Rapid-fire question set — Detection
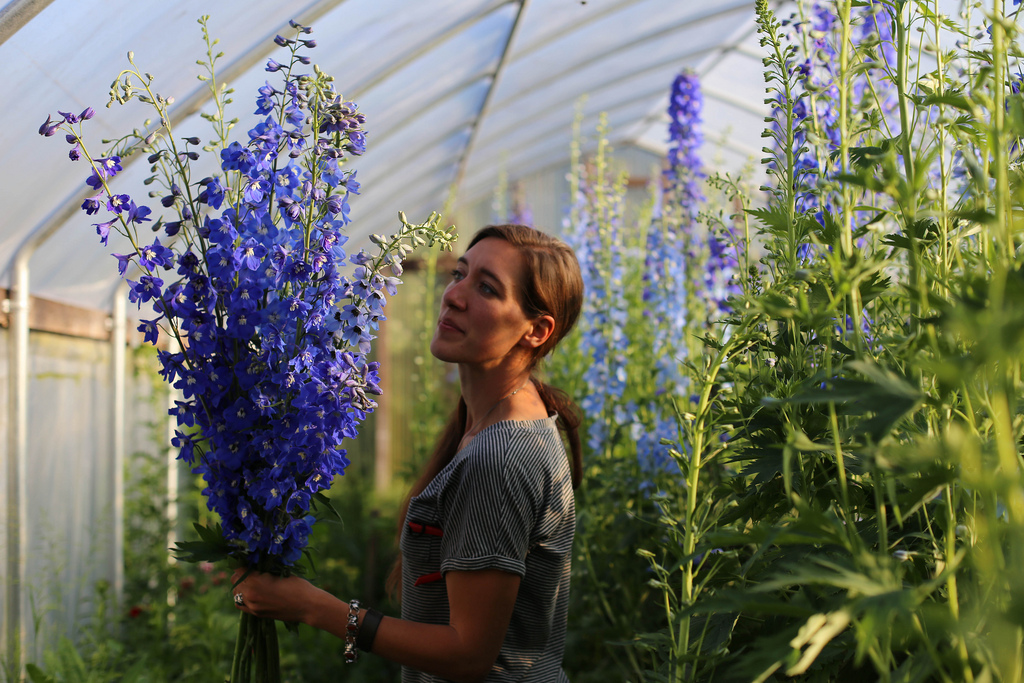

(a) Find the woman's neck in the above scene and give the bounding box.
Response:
[457,361,544,449]
[460,366,529,422]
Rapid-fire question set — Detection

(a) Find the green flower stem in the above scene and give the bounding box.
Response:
[991,0,1013,261]
[930,0,952,283]
[836,0,854,254]
[835,0,867,354]
[942,483,973,681]
[894,3,927,333]
[255,617,268,682]
[680,334,745,660]
[992,386,1023,525]
[910,613,957,683]
[230,611,249,682]
[227,612,284,683]
[828,402,853,524]
[593,116,619,462]
[756,0,798,270]
[873,461,889,554]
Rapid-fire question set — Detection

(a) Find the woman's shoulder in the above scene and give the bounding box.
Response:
[470,413,560,450]
[458,415,566,475]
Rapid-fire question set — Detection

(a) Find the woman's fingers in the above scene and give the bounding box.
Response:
[231,567,256,612]
[227,569,317,622]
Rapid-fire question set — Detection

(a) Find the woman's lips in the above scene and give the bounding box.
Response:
[438,317,462,333]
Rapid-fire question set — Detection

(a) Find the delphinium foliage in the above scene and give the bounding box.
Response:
[41,17,454,683]
[630,0,1024,680]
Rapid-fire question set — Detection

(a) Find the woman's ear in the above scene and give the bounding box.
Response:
[519,315,555,350]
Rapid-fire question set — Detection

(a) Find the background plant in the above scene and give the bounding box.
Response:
[549,70,740,681]
[632,0,1024,680]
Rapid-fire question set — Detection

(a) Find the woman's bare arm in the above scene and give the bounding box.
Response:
[231,567,520,683]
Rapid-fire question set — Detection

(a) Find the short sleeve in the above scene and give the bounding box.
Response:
[438,431,544,577]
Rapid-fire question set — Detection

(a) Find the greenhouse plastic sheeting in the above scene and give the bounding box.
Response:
[2,0,770,312]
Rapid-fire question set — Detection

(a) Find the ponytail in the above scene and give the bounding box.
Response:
[533,379,583,488]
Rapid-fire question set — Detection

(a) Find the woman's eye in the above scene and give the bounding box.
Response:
[480,282,496,295]
[450,269,465,281]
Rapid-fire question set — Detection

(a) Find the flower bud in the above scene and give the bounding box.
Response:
[80,107,95,120]
[794,269,815,282]
[38,115,60,137]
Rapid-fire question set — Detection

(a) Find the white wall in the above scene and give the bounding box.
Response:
[0,329,166,665]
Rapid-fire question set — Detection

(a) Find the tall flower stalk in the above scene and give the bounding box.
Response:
[42,18,454,682]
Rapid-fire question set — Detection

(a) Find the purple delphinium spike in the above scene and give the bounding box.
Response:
[41,24,434,572]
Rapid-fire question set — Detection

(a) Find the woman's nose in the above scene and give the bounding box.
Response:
[441,280,467,310]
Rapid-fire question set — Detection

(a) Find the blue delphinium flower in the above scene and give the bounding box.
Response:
[564,168,629,456]
[564,73,728,481]
[781,3,841,221]
[644,70,736,477]
[771,1,898,261]
[44,25,454,572]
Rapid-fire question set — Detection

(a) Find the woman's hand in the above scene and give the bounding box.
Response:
[230,568,331,624]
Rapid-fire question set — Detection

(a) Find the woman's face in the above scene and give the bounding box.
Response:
[430,237,537,368]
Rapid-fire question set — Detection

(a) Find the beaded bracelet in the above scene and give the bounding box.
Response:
[343,599,360,663]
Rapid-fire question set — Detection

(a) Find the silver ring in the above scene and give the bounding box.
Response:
[233,593,245,606]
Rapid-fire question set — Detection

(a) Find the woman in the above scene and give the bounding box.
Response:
[231,224,585,682]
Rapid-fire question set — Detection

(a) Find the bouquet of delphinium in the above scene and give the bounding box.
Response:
[41,17,454,682]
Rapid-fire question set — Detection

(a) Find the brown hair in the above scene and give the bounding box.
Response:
[386,224,585,598]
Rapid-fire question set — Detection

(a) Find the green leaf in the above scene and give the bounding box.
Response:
[881,218,940,250]
[838,137,899,170]
[172,522,233,563]
[915,91,974,111]
[786,611,851,676]
[747,205,792,235]
[950,208,997,224]
[833,171,886,192]
[312,491,343,522]
[791,430,832,452]
[25,664,56,683]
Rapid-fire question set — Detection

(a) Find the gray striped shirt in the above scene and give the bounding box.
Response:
[400,415,574,682]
